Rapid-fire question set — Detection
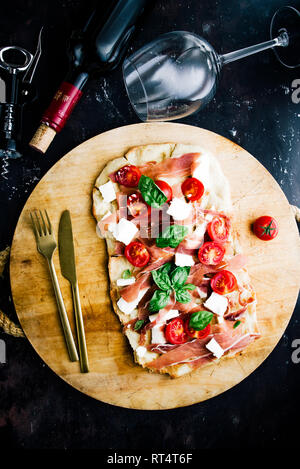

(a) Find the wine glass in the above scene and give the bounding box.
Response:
[123,6,300,121]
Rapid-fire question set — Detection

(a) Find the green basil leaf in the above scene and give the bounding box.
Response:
[156,224,189,249]
[134,320,145,331]
[170,266,190,290]
[233,320,241,329]
[149,290,170,312]
[158,262,173,275]
[182,283,196,291]
[138,175,167,208]
[122,269,132,279]
[189,311,213,331]
[152,270,172,292]
[175,288,191,304]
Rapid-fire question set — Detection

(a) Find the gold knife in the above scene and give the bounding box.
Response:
[58,210,89,373]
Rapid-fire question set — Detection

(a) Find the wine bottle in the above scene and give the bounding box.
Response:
[30,0,152,153]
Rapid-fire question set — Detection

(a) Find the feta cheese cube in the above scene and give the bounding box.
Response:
[116,277,135,287]
[166,197,192,221]
[99,180,116,203]
[136,346,147,358]
[204,292,228,316]
[206,338,224,359]
[117,288,148,315]
[197,286,208,299]
[149,309,179,324]
[111,218,138,245]
[193,221,207,239]
[175,252,195,267]
[151,325,166,344]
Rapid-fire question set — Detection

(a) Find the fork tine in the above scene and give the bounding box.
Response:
[44,209,52,234]
[33,210,42,236]
[30,211,39,238]
[39,210,48,235]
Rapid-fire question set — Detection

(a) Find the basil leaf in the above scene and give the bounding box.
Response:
[189,311,213,331]
[158,262,173,275]
[170,266,190,290]
[152,270,172,292]
[175,288,191,304]
[233,320,241,329]
[138,175,167,208]
[122,269,131,279]
[156,224,189,249]
[134,319,145,331]
[149,290,170,312]
[182,283,196,291]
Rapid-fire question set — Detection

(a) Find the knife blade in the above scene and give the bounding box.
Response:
[58,210,89,373]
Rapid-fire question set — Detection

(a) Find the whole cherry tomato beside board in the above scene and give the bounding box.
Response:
[253,216,278,241]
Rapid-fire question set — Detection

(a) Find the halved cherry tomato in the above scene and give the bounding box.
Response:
[155,180,173,203]
[184,320,211,339]
[165,317,188,344]
[198,241,225,265]
[211,270,237,295]
[207,216,230,243]
[253,216,278,241]
[181,177,204,202]
[115,165,141,187]
[127,192,150,217]
[124,241,150,267]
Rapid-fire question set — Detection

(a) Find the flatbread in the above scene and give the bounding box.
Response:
[92,144,259,378]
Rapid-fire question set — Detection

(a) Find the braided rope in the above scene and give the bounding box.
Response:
[0,204,299,338]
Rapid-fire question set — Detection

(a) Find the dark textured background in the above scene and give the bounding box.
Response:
[0,0,299,449]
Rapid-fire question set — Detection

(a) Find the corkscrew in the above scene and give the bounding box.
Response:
[0,27,43,159]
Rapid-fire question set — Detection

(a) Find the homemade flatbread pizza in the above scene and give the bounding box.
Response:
[92,144,260,378]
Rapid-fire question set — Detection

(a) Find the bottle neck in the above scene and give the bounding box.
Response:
[41,70,89,133]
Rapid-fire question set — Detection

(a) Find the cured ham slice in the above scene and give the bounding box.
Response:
[120,272,152,303]
[139,153,200,179]
[147,322,259,370]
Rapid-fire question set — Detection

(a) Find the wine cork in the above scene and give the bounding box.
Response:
[29,124,56,153]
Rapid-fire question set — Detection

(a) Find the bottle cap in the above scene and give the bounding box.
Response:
[29,124,56,153]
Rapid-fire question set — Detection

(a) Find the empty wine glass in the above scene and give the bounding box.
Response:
[123,6,300,121]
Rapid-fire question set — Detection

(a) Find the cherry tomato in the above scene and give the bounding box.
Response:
[165,317,188,344]
[198,241,225,265]
[115,165,141,187]
[207,216,230,243]
[155,180,173,203]
[211,270,237,295]
[124,241,150,267]
[127,192,150,217]
[253,216,278,241]
[184,320,211,339]
[181,177,204,202]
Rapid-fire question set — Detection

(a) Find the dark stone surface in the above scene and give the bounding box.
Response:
[0,0,299,449]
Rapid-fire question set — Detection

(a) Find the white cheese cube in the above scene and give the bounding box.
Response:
[151,325,166,344]
[206,338,224,359]
[197,286,208,299]
[217,316,224,324]
[136,346,147,358]
[193,221,207,238]
[175,252,195,267]
[117,288,148,315]
[116,277,135,287]
[166,197,192,221]
[204,292,228,316]
[99,180,116,203]
[149,309,179,324]
[111,218,138,245]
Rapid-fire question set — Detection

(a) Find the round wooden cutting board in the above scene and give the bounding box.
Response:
[10,123,300,410]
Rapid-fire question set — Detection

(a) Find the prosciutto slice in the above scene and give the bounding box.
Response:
[139,153,201,179]
[147,322,259,370]
[120,272,152,303]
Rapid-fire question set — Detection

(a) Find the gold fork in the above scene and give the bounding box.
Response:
[30,209,79,362]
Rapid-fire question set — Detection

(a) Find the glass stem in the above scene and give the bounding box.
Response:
[219,31,289,66]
